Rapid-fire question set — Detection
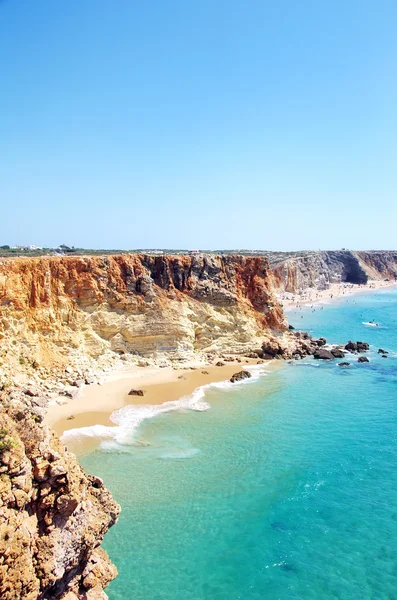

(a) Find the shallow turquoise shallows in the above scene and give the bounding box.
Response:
[81,289,397,600]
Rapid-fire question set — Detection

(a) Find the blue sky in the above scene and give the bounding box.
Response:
[1,0,396,250]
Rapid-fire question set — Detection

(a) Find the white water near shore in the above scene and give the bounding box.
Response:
[61,364,271,450]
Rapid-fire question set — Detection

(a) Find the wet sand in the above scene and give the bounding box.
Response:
[47,359,268,438]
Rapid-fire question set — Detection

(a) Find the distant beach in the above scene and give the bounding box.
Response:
[278,279,397,309]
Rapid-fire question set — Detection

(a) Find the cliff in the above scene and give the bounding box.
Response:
[267,250,397,293]
[0,254,286,381]
[0,395,120,599]
[0,253,287,598]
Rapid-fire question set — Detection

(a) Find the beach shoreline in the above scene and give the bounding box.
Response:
[45,358,277,450]
[278,279,397,309]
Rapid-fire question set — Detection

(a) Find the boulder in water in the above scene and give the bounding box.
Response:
[357,356,369,363]
[345,340,357,352]
[357,341,369,353]
[230,370,252,383]
[338,362,351,367]
[331,348,345,358]
[313,349,334,360]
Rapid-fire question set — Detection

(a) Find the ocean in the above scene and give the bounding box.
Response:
[81,288,397,600]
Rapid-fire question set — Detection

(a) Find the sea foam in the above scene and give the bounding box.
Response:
[61,363,270,449]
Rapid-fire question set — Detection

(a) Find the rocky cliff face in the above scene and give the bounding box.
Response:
[267,250,397,292]
[0,254,286,381]
[0,396,120,599]
[0,253,287,598]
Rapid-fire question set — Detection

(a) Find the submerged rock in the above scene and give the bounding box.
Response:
[230,370,252,383]
[338,362,351,367]
[313,349,334,360]
[378,348,388,354]
[358,356,369,363]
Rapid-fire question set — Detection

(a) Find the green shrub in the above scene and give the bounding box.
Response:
[0,429,17,453]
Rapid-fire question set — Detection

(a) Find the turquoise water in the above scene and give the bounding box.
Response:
[81,289,397,600]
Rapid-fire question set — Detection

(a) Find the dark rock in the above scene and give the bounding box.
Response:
[345,341,357,352]
[317,337,327,347]
[331,348,345,358]
[223,357,235,362]
[378,349,388,354]
[216,361,225,367]
[356,341,369,353]
[338,362,351,367]
[313,349,334,360]
[381,354,388,358]
[230,370,252,383]
[128,388,144,396]
[245,353,260,359]
[288,324,295,330]
[358,356,369,363]
[201,370,209,374]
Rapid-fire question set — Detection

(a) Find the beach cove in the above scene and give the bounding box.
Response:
[75,287,397,600]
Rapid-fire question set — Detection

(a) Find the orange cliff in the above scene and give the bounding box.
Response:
[0,253,287,379]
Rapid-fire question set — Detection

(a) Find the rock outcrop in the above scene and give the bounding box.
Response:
[0,397,120,599]
[0,254,286,386]
[267,250,397,293]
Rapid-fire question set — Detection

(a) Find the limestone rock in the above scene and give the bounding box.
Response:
[0,404,120,599]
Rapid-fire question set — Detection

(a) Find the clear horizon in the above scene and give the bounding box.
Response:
[1,1,397,250]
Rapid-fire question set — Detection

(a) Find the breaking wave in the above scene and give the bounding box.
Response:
[61,363,270,449]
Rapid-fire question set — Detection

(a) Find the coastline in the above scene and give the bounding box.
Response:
[46,358,277,452]
[278,279,397,309]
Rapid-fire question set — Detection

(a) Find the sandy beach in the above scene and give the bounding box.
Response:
[45,358,269,441]
[278,279,397,309]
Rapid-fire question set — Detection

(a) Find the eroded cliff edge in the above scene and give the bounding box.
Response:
[267,250,397,292]
[0,253,286,379]
[0,253,287,598]
[0,395,120,599]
